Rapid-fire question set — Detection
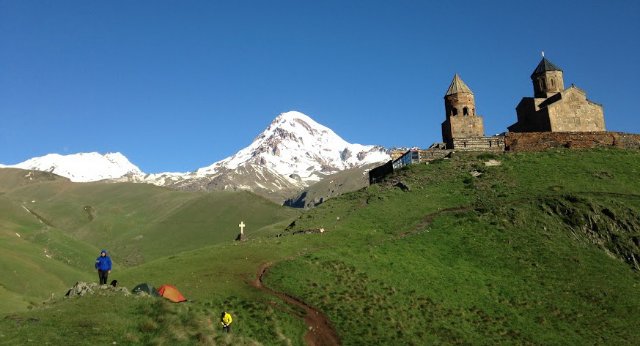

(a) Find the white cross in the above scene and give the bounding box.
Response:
[239,221,245,235]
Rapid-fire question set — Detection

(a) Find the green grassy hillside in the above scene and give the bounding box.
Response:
[266,149,640,344]
[0,168,68,192]
[1,149,639,345]
[0,170,299,313]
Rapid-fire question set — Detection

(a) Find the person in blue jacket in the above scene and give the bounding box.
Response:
[95,250,112,285]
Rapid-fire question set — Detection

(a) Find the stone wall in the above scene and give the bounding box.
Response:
[417,149,454,162]
[442,115,485,147]
[452,136,505,151]
[504,132,640,151]
[390,149,452,162]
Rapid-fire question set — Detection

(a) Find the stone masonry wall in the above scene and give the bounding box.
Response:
[448,115,484,139]
[417,149,454,162]
[452,136,505,151]
[504,132,640,152]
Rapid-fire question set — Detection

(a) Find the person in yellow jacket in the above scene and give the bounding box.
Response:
[220,311,233,333]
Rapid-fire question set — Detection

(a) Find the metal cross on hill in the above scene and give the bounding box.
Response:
[239,221,245,235]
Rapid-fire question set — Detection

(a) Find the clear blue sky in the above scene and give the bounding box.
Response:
[1,1,639,173]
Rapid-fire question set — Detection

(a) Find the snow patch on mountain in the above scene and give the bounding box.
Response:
[4,152,143,182]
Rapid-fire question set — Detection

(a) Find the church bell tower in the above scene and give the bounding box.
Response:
[531,56,564,98]
[441,74,485,148]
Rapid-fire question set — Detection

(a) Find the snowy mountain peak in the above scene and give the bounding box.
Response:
[6,152,143,182]
[261,110,338,145]
[274,110,314,123]
[270,111,330,134]
[197,111,390,184]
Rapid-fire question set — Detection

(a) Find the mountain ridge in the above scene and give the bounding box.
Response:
[1,111,390,203]
[1,152,143,183]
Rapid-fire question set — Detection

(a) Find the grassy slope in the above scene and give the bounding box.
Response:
[1,149,639,345]
[0,190,95,312]
[264,149,640,344]
[0,169,299,315]
[0,168,67,192]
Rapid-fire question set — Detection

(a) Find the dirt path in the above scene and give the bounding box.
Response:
[251,262,340,346]
[248,206,474,345]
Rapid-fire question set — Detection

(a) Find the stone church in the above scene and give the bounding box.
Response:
[372,57,629,183]
[441,57,606,150]
[508,57,605,132]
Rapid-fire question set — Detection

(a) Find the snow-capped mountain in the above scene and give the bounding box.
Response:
[139,111,391,201]
[197,111,389,183]
[4,152,143,182]
[0,111,391,203]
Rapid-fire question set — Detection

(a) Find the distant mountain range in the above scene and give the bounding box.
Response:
[0,152,143,182]
[1,111,390,203]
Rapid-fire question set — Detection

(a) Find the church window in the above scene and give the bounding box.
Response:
[452,107,458,116]
[539,78,546,90]
[550,78,555,87]
[463,107,469,116]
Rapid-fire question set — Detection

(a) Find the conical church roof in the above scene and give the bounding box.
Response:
[531,57,562,78]
[445,74,473,96]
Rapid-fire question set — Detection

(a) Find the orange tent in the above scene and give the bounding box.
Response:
[157,284,187,303]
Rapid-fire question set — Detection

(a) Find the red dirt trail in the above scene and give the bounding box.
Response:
[251,262,340,346]
[248,206,473,345]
